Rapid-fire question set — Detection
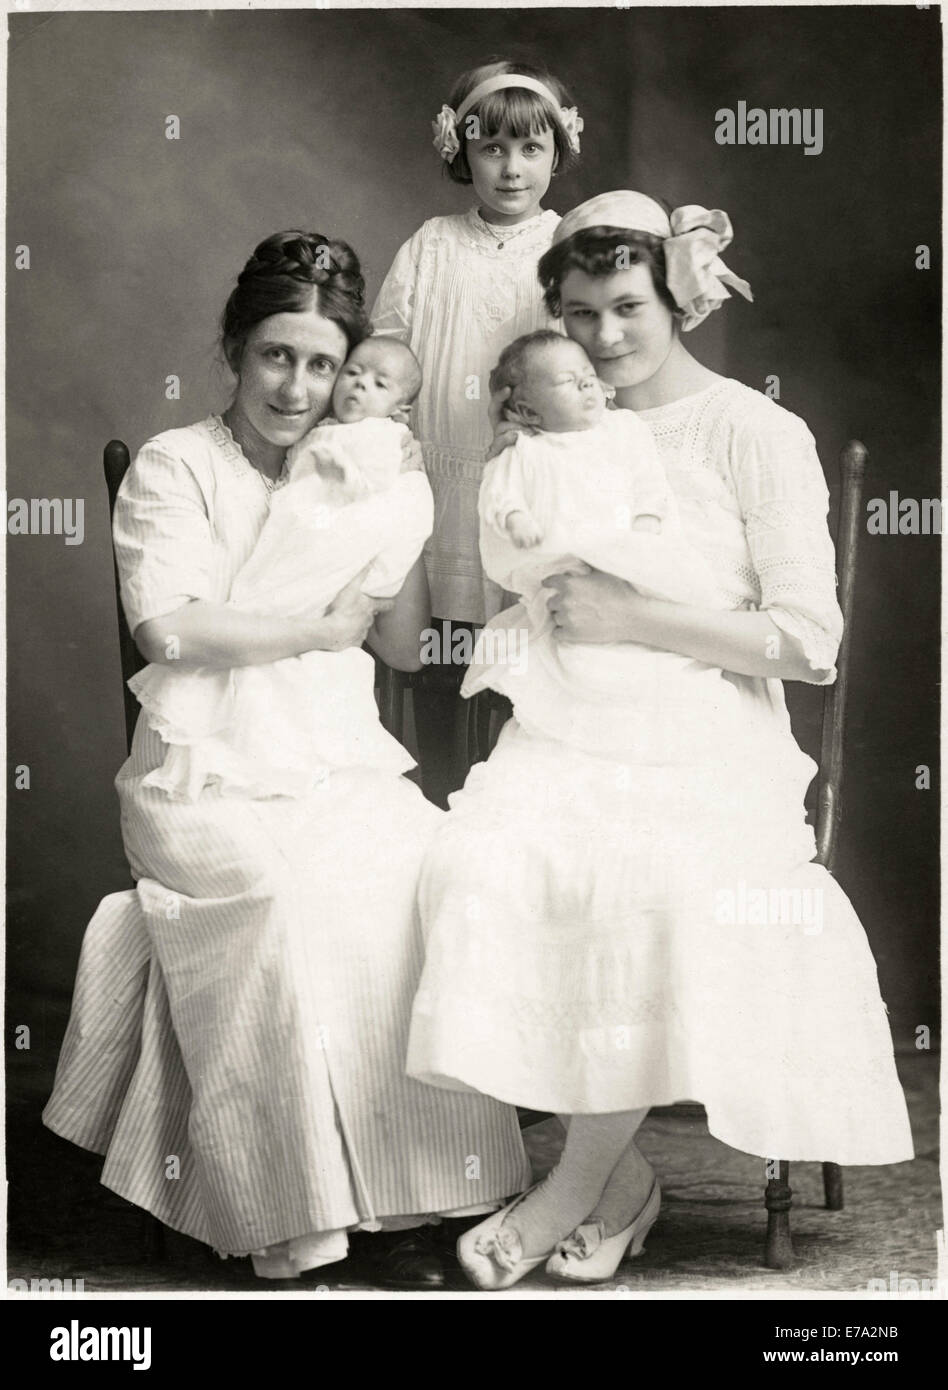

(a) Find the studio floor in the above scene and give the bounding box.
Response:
[7,1050,940,1297]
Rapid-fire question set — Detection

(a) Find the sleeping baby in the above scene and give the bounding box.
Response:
[466,330,741,763]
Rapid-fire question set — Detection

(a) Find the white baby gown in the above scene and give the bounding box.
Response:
[130,417,432,800]
[466,409,742,762]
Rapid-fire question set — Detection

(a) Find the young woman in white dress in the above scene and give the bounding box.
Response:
[43,230,530,1288]
[371,59,582,805]
[406,192,914,1289]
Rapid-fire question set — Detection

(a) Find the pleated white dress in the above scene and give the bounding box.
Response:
[407,380,915,1166]
[43,416,530,1275]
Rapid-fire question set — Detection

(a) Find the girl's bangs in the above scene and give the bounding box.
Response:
[473,88,556,139]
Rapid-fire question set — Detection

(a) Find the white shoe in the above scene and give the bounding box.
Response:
[545,1179,661,1284]
[457,1188,550,1291]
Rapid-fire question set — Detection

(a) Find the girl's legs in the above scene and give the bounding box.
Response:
[413,619,477,809]
[509,1109,650,1258]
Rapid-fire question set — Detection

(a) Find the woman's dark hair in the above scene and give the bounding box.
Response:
[538,228,679,319]
[221,231,369,372]
[443,59,578,185]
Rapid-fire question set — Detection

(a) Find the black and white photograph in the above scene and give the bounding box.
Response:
[4,0,943,1340]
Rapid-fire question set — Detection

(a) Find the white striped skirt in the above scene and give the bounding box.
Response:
[43,722,530,1261]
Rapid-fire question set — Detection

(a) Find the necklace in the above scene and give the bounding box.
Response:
[474,208,545,251]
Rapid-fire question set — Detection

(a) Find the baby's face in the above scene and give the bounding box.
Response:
[332,341,411,424]
[517,341,608,432]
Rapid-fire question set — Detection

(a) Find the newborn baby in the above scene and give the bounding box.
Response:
[293,336,424,505]
[466,331,740,763]
[130,337,433,800]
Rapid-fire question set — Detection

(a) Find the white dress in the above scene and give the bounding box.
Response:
[406,380,915,1166]
[466,410,741,762]
[127,418,432,801]
[42,416,531,1275]
[371,206,561,623]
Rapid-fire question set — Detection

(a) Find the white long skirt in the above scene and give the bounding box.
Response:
[43,722,531,1266]
[406,711,914,1167]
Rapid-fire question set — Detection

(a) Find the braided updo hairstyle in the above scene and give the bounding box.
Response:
[221,230,369,373]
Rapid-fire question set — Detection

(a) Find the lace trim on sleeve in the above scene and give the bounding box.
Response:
[732,404,844,685]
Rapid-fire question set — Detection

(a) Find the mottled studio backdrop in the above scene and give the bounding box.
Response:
[6,6,941,1085]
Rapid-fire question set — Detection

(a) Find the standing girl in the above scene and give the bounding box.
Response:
[371,59,582,805]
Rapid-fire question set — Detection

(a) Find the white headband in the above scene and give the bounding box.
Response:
[552,190,753,332]
[432,73,583,163]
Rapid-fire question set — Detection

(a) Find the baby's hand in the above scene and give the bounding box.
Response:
[309,444,346,484]
[399,432,425,473]
[506,510,543,549]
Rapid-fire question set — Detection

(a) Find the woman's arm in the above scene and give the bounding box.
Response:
[545,569,819,682]
[546,402,843,685]
[135,569,386,669]
[365,555,430,672]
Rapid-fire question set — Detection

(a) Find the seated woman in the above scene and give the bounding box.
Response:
[43,230,530,1288]
[407,193,913,1289]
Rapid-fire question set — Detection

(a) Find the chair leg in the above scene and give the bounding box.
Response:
[141,1211,167,1263]
[763,1160,794,1268]
[822,1161,844,1210]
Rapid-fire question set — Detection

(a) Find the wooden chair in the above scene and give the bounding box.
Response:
[460,441,868,1270]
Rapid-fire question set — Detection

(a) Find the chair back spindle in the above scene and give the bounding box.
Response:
[104,441,147,754]
[813,441,868,872]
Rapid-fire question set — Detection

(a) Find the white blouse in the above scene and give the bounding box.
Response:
[371,206,561,623]
[636,378,844,682]
[113,416,274,633]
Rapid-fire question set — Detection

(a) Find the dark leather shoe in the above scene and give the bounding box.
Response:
[354,1229,446,1291]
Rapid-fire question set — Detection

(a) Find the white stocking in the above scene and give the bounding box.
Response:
[508,1110,646,1258]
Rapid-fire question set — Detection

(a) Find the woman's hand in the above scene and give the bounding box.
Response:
[486,385,535,459]
[305,568,392,652]
[545,567,643,644]
[545,566,823,680]
[399,431,424,473]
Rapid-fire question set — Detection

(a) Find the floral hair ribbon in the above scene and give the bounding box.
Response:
[431,73,583,162]
[552,191,753,332]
